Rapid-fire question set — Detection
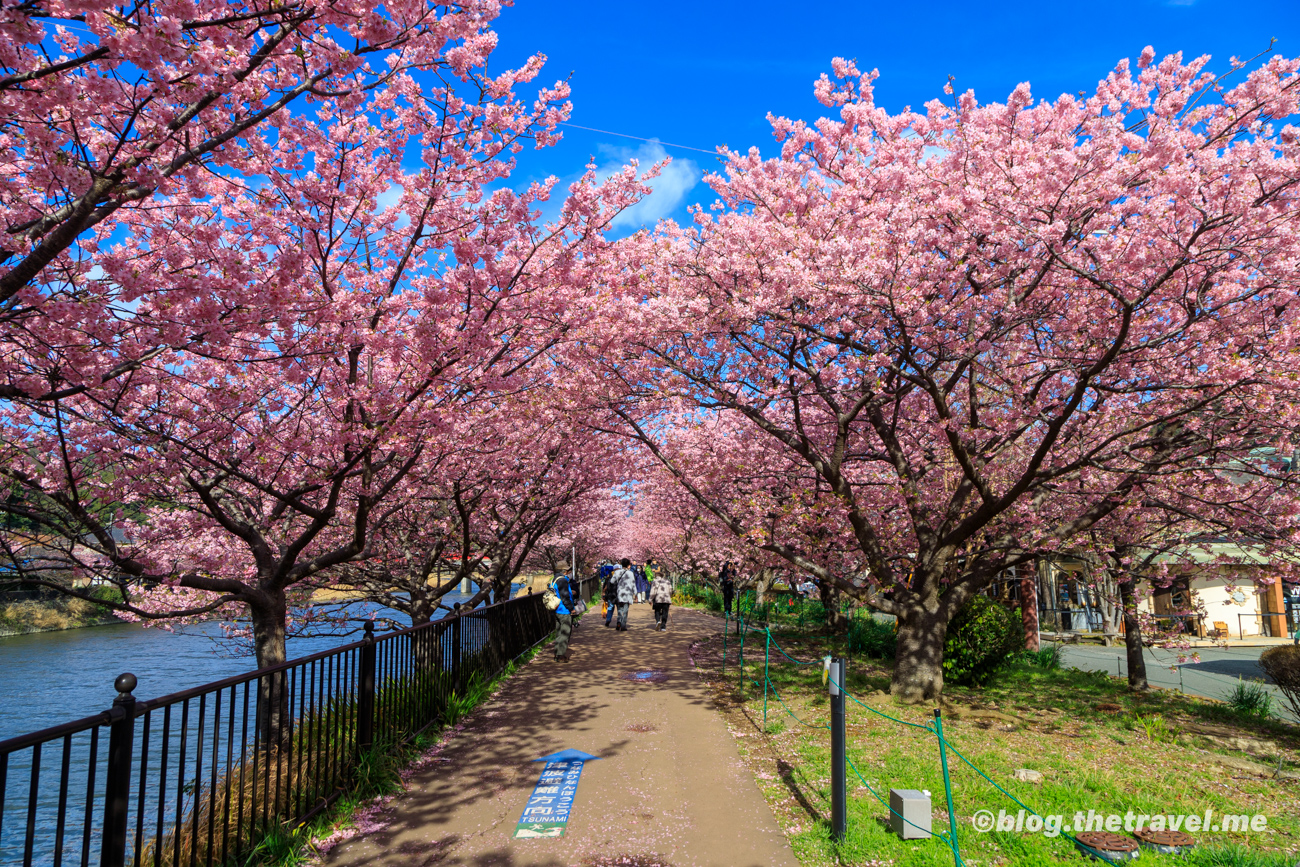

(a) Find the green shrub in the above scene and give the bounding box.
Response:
[1133,712,1181,743]
[675,582,724,612]
[1257,644,1300,720]
[1012,645,1063,670]
[848,616,897,660]
[88,584,124,606]
[1223,679,1274,720]
[943,595,1025,687]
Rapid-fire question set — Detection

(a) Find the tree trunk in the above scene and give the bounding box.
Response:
[1119,578,1149,690]
[250,591,290,748]
[252,592,288,668]
[818,580,848,632]
[1021,573,1040,651]
[409,590,435,626]
[493,578,512,606]
[890,606,948,702]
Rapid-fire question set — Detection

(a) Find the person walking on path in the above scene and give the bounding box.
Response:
[603,563,619,627]
[633,562,649,603]
[719,562,735,616]
[613,558,636,631]
[549,572,577,661]
[649,569,673,631]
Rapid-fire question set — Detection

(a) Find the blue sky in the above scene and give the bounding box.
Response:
[486,0,1300,232]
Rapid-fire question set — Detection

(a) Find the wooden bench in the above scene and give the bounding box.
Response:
[1210,621,1229,639]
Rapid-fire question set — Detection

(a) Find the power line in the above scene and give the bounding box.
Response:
[557,122,721,156]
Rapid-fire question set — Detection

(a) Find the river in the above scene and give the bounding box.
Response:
[0,585,543,866]
[0,587,505,744]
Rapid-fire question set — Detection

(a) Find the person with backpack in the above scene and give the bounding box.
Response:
[548,572,578,661]
[649,568,673,631]
[603,562,619,627]
[613,558,637,631]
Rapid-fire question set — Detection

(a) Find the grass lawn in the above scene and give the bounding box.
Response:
[687,619,1300,867]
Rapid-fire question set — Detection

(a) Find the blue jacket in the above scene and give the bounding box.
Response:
[551,576,577,616]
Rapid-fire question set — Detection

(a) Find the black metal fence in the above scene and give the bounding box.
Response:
[0,578,597,867]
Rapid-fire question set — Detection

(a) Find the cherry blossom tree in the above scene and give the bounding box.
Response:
[332,401,634,624]
[1,0,515,405]
[0,23,646,668]
[528,488,628,582]
[599,49,1300,701]
[1070,449,1300,689]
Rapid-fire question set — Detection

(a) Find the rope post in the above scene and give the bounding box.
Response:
[763,628,771,729]
[933,709,962,867]
[738,605,747,691]
[722,610,728,675]
[829,657,847,842]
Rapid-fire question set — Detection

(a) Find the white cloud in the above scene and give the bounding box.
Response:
[374,180,412,231]
[376,181,404,212]
[921,144,948,163]
[595,140,700,231]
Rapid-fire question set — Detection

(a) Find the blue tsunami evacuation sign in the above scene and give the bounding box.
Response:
[514,749,600,839]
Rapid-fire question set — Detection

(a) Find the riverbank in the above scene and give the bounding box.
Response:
[0,595,123,636]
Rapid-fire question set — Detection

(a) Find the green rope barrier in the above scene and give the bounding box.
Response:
[720,608,1096,866]
[761,672,963,864]
[768,636,821,666]
[934,729,1110,862]
[763,628,771,729]
[844,752,966,866]
[739,603,747,688]
[826,671,936,732]
[722,610,728,674]
[933,710,963,867]
[764,674,828,729]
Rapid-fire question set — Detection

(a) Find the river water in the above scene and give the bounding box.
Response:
[0,586,536,865]
[0,589,500,744]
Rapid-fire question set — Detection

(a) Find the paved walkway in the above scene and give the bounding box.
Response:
[324,604,799,867]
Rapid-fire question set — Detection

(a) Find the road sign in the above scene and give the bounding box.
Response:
[513,749,600,839]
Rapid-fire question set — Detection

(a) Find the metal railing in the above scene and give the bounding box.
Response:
[0,577,596,867]
[1234,610,1292,640]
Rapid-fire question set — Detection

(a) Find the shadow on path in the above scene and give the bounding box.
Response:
[325,604,796,867]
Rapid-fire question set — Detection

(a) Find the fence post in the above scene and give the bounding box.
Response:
[763,628,771,729]
[738,607,746,689]
[101,672,137,867]
[722,611,728,675]
[357,622,376,755]
[829,657,846,842]
[933,709,962,866]
[451,613,463,689]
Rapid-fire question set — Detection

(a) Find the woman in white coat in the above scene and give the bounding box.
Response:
[613,558,637,631]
